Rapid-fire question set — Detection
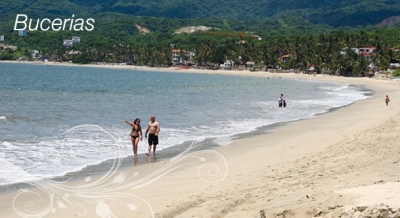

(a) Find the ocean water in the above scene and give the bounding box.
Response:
[0,63,370,186]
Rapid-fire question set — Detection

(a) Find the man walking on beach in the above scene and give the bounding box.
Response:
[145,115,160,155]
[385,95,390,106]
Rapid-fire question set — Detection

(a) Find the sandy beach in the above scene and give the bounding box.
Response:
[1,61,400,217]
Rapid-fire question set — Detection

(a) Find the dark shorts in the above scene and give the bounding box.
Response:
[148,134,158,145]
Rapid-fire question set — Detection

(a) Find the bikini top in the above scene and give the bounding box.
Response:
[131,125,139,135]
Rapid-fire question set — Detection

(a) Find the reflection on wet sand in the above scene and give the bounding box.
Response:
[147,154,157,163]
[132,154,157,166]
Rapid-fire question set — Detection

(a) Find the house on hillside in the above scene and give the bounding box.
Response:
[246,61,255,69]
[18,30,27,37]
[72,36,81,43]
[63,40,73,47]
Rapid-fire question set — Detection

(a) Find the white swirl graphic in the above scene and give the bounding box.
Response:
[11,124,228,218]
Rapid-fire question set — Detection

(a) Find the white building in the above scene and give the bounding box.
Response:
[63,40,73,47]
[171,49,196,65]
[220,60,234,69]
[72,36,80,43]
[359,47,376,54]
[340,48,360,55]
[0,36,4,41]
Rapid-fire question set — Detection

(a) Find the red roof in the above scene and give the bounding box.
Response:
[172,49,187,53]
[360,52,371,56]
[359,47,376,49]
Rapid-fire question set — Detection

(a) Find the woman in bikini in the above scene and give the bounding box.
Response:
[124,118,143,156]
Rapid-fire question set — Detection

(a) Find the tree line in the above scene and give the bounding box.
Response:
[2,28,400,77]
[65,29,400,77]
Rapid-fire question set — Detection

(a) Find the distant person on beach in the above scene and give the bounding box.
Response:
[385,95,390,106]
[124,118,142,156]
[145,115,160,155]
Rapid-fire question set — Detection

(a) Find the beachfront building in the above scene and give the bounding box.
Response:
[220,60,234,69]
[390,63,400,69]
[279,54,291,63]
[359,47,376,54]
[187,51,195,61]
[63,40,74,47]
[172,49,195,65]
[0,35,4,41]
[172,49,180,65]
[246,61,255,69]
[359,47,376,60]
[340,47,377,68]
[340,47,376,59]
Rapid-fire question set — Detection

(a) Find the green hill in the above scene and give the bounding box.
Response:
[1,0,400,28]
[1,0,400,52]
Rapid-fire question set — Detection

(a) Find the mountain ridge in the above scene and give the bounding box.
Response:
[1,0,400,28]
[376,16,400,27]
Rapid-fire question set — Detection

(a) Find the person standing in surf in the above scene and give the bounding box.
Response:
[145,115,160,156]
[124,118,142,156]
[279,94,284,107]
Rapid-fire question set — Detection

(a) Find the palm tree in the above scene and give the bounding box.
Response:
[195,39,214,66]
[353,55,369,77]
[371,36,389,71]
[261,41,280,70]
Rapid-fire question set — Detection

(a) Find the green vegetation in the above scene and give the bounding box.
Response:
[1,0,399,28]
[0,47,32,61]
[3,27,399,78]
[392,69,400,77]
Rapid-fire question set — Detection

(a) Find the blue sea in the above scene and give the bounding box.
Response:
[0,62,370,186]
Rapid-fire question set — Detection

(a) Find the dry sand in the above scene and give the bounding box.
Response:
[1,61,400,218]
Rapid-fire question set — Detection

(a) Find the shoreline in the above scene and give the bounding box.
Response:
[0,95,368,194]
[0,59,394,82]
[1,61,400,217]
